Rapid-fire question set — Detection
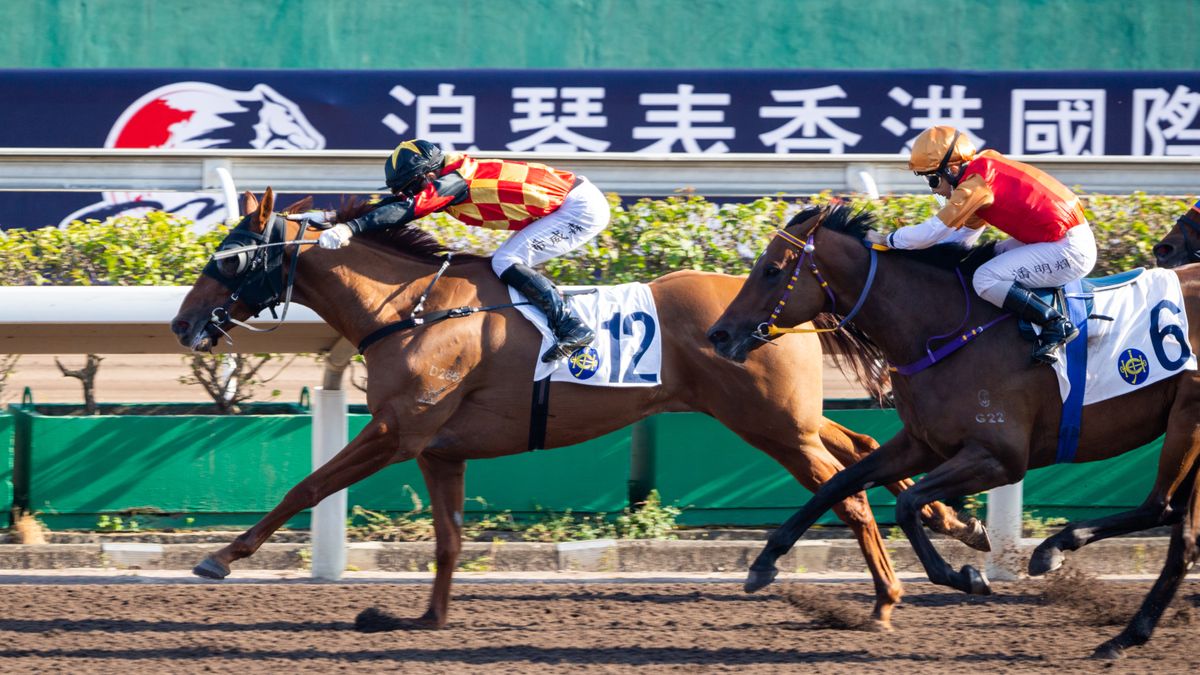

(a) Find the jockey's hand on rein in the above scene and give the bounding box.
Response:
[318,223,354,249]
[862,230,891,250]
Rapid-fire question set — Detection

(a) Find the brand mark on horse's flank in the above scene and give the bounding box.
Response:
[978,389,991,408]
[1118,348,1151,385]
[975,411,1006,424]
[428,365,463,383]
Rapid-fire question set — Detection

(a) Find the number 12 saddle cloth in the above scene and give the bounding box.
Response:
[509,282,663,387]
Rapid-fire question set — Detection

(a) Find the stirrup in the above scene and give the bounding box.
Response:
[541,332,595,363]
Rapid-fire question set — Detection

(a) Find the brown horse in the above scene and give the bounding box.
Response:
[1153,199,1200,269]
[707,204,1200,656]
[169,189,986,630]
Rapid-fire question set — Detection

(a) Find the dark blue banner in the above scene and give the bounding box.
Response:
[3,69,1199,229]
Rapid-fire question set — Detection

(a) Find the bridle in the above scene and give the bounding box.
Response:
[752,218,880,341]
[1177,208,1200,261]
[200,212,315,343]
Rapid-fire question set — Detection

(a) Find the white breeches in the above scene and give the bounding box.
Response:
[491,178,610,277]
[973,223,1098,306]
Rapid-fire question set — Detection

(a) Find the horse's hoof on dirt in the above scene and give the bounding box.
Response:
[192,557,230,580]
[355,606,438,633]
[1028,543,1064,576]
[744,567,778,593]
[960,517,992,552]
[961,565,992,595]
[1090,642,1125,660]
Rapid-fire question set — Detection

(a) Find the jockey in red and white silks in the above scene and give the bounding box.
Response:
[866,126,1097,364]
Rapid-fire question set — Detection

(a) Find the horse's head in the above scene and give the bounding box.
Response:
[707,206,865,362]
[170,188,313,352]
[1153,200,1200,269]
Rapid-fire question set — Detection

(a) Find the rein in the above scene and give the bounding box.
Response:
[754,228,878,340]
[356,253,532,354]
[754,217,1010,376]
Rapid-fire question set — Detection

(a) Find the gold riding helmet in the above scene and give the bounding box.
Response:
[909,126,977,188]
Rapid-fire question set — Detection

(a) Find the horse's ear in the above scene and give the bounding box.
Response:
[241,191,259,217]
[251,187,276,234]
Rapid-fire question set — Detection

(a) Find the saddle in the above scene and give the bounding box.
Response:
[1017,268,1144,343]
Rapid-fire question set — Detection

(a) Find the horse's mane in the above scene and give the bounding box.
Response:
[792,203,999,403]
[333,197,486,264]
[790,204,997,276]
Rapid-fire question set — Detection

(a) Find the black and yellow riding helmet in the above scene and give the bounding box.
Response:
[384,139,445,196]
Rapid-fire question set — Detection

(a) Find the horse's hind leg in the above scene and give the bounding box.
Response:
[1092,517,1200,659]
[355,452,466,632]
[1031,391,1200,575]
[194,416,408,579]
[820,419,990,552]
[753,427,902,629]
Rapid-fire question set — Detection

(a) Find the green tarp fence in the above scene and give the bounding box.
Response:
[5,401,1163,530]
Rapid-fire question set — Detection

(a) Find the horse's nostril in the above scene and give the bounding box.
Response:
[172,319,190,335]
[708,329,730,345]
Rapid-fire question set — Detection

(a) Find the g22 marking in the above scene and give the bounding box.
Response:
[976,411,1006,424]
[600,310,658,384]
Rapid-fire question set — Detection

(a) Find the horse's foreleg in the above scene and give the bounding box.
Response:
[1092,519,1199,659]
[820,418,991,552]
[745,431,936,593]
[893,443,1017,595]
[194,418,404,579]
[416,452,466,628]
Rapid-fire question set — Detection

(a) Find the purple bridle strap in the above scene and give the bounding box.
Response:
[889,268,1012,376]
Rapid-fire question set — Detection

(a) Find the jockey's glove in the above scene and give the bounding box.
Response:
[318,223,354,249]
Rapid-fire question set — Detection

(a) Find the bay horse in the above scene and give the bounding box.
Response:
[169,189,987,630]
[1153,199,1200,269]
[707,204,1200,657]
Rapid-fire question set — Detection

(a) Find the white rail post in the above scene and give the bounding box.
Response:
[986,480,1024,581]
[310,386,348,579]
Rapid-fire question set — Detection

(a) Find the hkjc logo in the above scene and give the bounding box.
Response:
[1118,348,1150,385]
[60,82,325,231]
[567,346,601,380]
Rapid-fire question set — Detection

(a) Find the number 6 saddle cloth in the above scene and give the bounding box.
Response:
[1055,267,1196,406]
[508,282,663,387]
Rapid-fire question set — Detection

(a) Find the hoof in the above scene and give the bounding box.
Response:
[1028,543,1065,576]
[960,517,992,553]
[961,564,992,595]
[1090,642,1125,660]
[355,606,438,633]
[192,556,230,580]
[744,566,778,593]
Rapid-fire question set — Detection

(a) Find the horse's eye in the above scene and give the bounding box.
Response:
[763,266,782,279]
[217,256,242,277]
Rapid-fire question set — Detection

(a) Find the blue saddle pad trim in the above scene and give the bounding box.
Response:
[1081,267,1144,293]
[1055,278,1089,464]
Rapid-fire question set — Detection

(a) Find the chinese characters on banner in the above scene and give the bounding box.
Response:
[0,69,1196,228]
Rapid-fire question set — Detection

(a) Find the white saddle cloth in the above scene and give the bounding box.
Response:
[1053,268,1196,405]
[509,282,663,387]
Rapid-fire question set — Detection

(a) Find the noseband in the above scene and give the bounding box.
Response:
[753,226,879,341]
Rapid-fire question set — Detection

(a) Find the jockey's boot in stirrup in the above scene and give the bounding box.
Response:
[500,263,595,363]
[1002,284,1080,365]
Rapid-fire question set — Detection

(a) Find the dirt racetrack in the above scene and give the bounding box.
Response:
[0,579,1196,674]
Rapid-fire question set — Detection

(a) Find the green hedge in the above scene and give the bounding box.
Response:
[0,192,1189,287]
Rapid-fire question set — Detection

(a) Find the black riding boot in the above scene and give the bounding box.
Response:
[1002,284,1080,365]
[500,263,595,363]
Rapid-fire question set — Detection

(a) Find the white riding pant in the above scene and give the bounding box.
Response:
[973,223,1098,306]
[491,178,610,277]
